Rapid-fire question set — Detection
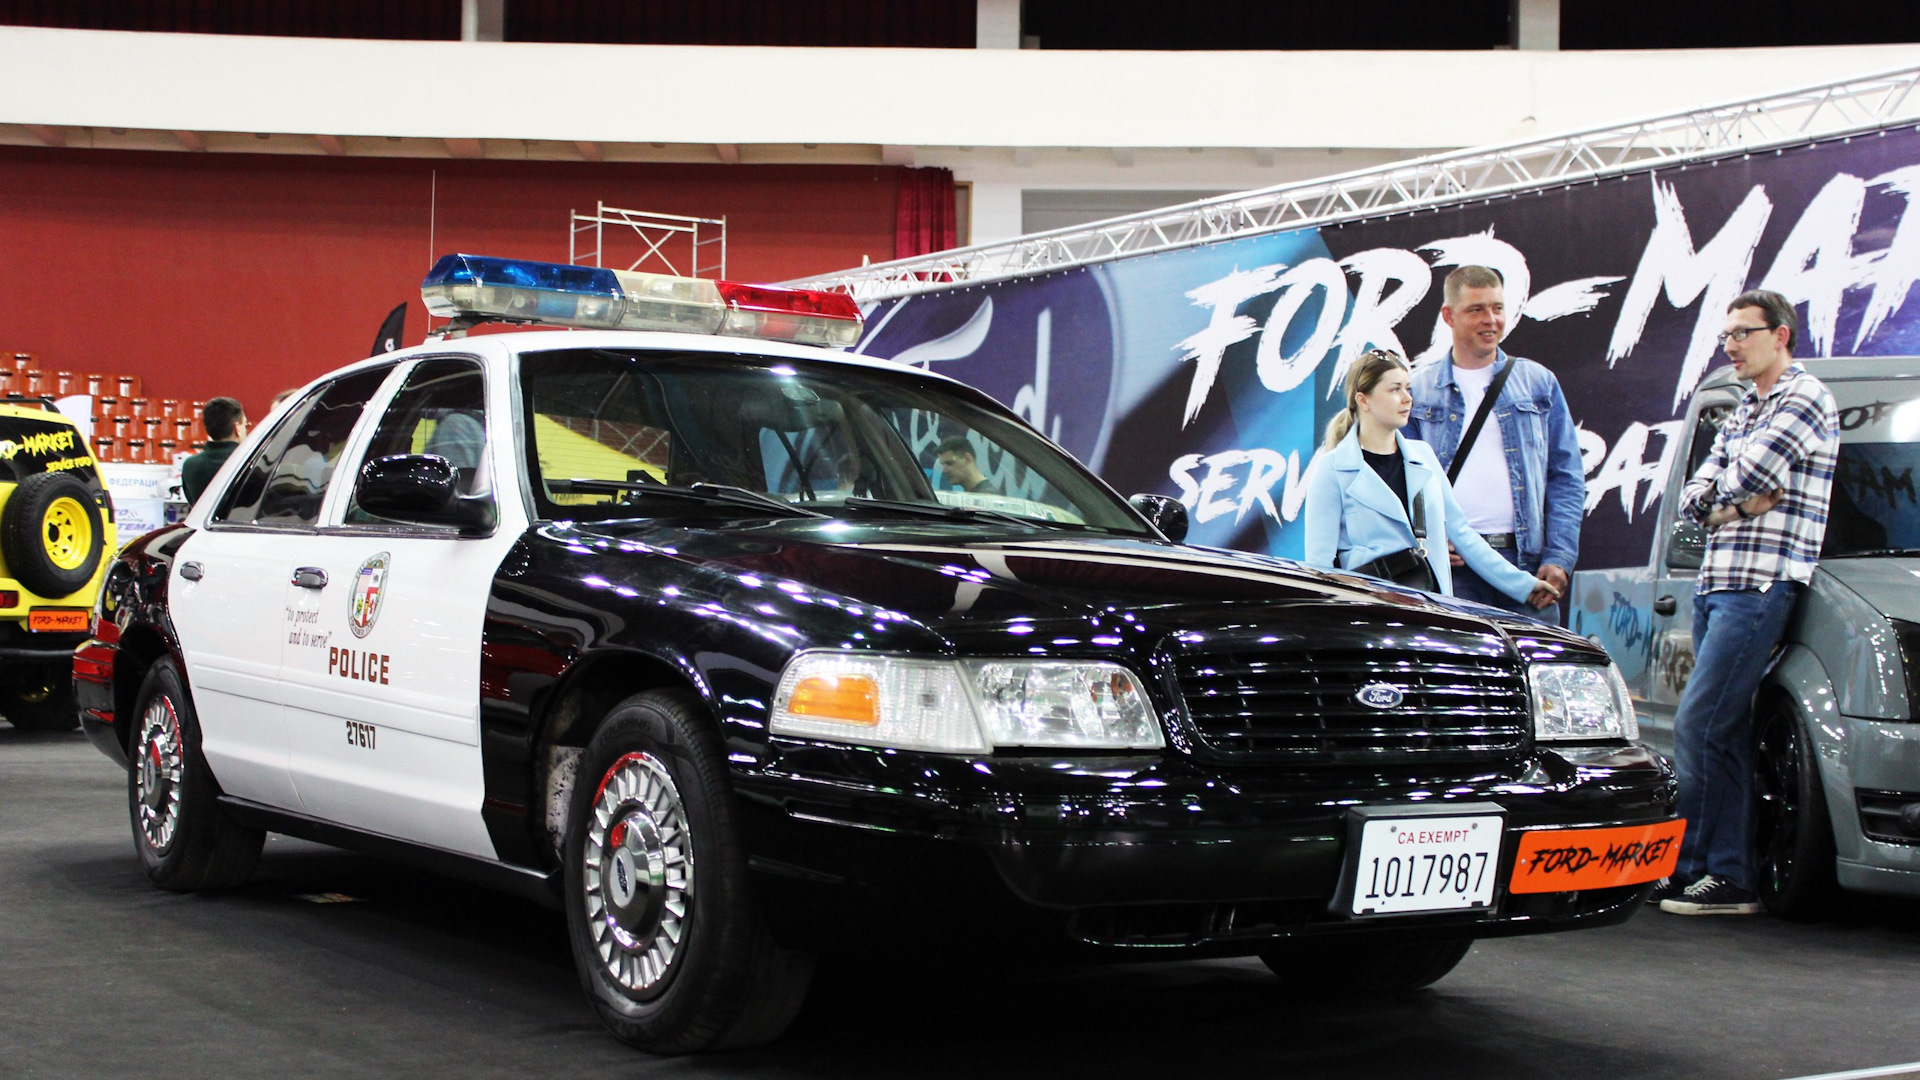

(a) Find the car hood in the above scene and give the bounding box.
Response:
[1820,555,1920,623]
[562,517,1581,657]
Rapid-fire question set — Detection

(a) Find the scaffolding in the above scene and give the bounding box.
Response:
[569,202,727,279]
[788,64,1920,302]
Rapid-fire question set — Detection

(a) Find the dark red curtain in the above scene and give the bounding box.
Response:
[894,167,957,261]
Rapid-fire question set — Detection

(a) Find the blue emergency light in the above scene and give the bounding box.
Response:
[421,253,862,347]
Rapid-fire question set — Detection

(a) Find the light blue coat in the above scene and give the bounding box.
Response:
[1303,428,1542,603]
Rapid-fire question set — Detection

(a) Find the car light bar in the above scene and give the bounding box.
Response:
[420,253,862,347]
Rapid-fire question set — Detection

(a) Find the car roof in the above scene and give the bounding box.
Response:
[350,329,957,386]
[1697,355,1920,392]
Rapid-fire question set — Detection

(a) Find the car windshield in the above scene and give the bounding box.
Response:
[1824,378,1920,558]
[516,347,1149,534]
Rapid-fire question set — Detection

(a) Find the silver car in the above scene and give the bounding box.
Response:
[1571,357,1920,918]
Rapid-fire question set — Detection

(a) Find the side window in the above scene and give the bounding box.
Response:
[1686,404,1733,477]
[347,358,490,523]
[210,366,392,527]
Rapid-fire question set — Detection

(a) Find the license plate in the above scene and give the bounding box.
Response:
[1347,813,1503,916]
[28,609,89,633]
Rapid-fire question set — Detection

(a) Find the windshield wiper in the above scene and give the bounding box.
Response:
[556,479,828,518]
[840,496,1064,530]
[1831,546,1920,558]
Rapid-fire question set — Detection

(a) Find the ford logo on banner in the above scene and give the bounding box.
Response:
[1355,682,1405,710]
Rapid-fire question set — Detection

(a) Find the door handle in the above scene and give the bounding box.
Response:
[179,561,203,582]
[1653,595,1677,616]
[292,567,329,589]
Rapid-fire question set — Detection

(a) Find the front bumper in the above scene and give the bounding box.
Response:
[739,740,1679,954]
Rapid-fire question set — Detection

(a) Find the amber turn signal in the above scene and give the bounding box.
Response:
[785,674,881,725]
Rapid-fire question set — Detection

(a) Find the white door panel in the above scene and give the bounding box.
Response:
[278,531,519,857]
[166,529,300,809]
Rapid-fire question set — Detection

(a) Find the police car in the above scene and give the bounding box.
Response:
[78,254,1679,1055]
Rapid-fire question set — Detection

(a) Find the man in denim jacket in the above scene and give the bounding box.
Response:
[1407,266,1584,623]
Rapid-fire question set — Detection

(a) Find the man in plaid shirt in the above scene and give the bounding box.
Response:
[1656,290,1839,916]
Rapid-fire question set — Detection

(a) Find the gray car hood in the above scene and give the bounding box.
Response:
[1820,556,1920,623]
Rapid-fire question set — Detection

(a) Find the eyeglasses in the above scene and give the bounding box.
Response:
[1361,348,1406,363]
[1715,325,1774,347]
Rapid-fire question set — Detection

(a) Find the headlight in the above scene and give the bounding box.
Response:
[1529,662,1638,742]
[769,652,1163,753]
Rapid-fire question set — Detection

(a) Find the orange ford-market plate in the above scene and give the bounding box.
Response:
[28,609,90,633]
[1509,819,1685,894]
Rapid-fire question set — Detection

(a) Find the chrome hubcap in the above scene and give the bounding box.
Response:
[583,752,693,996]
[134,696,184,853]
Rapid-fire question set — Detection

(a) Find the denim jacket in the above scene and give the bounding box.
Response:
[1406,349,1585,572]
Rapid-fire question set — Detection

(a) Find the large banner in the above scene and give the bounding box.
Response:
[854,126,1920,569]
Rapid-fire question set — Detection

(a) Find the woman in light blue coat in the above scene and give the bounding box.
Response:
[1304,349,1555,609]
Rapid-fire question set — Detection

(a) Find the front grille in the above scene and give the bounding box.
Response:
[1175,646,1531,764]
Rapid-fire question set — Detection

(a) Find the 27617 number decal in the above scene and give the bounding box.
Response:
[1349,813,1503,916]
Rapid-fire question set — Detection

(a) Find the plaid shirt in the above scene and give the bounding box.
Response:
[1680,363,1839,594]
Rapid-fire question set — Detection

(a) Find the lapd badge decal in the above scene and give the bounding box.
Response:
[349,553,390,639]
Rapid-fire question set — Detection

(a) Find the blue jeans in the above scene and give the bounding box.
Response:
[1452,545,1560,626]
[1670,583,1803,890]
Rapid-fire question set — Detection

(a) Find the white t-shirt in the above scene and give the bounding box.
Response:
[1450,362,1516,534]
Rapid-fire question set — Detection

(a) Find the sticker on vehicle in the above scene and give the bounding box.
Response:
[349,552,389,639]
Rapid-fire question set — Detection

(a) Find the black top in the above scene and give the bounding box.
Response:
[181,440,240,506]
[1362,446,1410,517]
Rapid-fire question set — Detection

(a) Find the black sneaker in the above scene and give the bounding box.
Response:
[1645,876,1685,904]
[1659,875,1761,915]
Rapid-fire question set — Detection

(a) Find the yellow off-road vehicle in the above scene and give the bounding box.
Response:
[0,396,114,730]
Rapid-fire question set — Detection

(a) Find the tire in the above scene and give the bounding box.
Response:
[563,689,814,1054]
[128,659,263,890]
[1752,700,1837,921]
[1,471,106,598]
[1258,934,1474,994]
[2,671,78,731]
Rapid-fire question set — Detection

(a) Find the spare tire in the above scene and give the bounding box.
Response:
[2,471,105,598]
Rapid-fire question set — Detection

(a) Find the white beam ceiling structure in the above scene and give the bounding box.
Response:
[3,26,1919,166]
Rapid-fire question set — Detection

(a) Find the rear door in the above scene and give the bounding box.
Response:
[169,366,394,808]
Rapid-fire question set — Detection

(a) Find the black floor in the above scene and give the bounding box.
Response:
[6,729,1920,1080]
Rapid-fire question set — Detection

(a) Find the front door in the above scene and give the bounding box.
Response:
[277,356,522,859]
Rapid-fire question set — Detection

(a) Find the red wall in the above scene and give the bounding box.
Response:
[0,147,901,419]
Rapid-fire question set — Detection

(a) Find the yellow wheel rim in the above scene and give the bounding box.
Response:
[42,496,94,572]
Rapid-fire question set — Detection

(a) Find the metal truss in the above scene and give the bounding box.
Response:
[788,64,1920,301]
[570,202,727,279]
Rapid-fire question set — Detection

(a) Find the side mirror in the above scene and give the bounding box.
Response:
[1130,493,1189,543]
[1666,516,1705,570]
[356,454,496,535]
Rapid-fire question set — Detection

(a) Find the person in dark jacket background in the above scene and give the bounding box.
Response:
[180,396,247,506]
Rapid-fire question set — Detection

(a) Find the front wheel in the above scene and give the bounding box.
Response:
[128,659,263,890]
[563,690,813,1054]
[1752,701,1837,920]
[1259,934,1474,994]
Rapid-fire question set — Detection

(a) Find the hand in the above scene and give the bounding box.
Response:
[1705,489,1784,528]
[1447,541,1464,568]
[1528,578,1562,610]
[1538,563,1569,595]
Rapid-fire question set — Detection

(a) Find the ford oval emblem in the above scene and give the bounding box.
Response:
[1355,682,1405,710]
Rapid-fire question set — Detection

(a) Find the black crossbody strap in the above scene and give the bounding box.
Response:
[1446,357,1514,485]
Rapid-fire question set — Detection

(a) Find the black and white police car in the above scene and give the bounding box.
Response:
[78,255,1680,1054]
